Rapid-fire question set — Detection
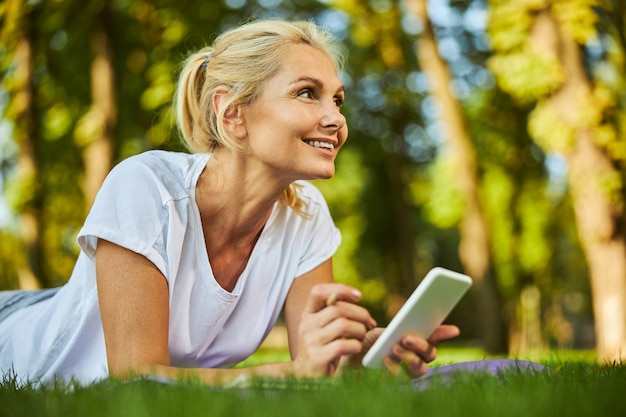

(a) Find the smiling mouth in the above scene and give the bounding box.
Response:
[302,140,335,150]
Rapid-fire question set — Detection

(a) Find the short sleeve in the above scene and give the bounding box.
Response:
[77,156,170,276]
[294,182,342,277]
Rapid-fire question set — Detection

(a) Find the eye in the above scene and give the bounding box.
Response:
[297,88,315,99]
[334,95,344,108]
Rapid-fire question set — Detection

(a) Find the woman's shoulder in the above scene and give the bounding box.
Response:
[106,150,209,193]
[114,150,207,174]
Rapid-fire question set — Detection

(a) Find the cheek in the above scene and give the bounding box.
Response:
[339,125,349,145]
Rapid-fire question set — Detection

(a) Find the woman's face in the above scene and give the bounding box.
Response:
[239,43,348,182]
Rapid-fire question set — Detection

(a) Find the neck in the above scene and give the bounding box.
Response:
[195,150,288,248]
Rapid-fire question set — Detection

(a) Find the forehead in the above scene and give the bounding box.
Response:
[273,43,342,87]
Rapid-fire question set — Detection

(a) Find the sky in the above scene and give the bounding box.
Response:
[0,118,16,228]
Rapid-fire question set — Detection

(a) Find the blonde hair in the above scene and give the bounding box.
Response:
[175,19,343,214]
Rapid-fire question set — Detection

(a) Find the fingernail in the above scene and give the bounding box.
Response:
[351,289,362,298]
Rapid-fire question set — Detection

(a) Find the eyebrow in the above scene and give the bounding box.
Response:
[290,76,345,94]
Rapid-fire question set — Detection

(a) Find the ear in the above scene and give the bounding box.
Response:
[212,87,246,139]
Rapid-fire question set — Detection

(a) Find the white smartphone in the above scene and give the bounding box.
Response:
[361,267,472,369]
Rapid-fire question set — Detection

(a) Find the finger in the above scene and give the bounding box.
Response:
[382,355,403,376]
[304,283,363,314]
[399,324,460,357]
[302,305,375,348]
[400,324,459,363]
[323,316,371,343]
[400,335,437,363]
[301,316,366,347]
[361,327,384,351]
[429,324,461,344]
[403,357,429,377]
[383,352,429,378]
[317,301,377,331]
[313,338,364,375]
[390,344,430,377]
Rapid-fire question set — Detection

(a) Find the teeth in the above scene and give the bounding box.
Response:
[304,140,334,150]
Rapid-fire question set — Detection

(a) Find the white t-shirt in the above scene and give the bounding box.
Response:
[0,150,341,384]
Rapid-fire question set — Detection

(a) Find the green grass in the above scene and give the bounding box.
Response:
[2,350,624,417]
[241,343,598,367]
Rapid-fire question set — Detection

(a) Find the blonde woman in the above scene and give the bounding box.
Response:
[0,19,459,385]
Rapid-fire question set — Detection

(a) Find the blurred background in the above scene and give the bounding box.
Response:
[0,0,625,363]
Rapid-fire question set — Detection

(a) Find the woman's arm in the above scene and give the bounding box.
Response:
[283,259,377,376]
[283,258,333,358]
[96,240,374,383]
[96,239,297,383]
[96,238,171,377]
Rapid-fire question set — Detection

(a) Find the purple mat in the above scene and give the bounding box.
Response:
[414,359,546,390]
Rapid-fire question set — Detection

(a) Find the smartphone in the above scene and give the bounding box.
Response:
[361,267,472,369]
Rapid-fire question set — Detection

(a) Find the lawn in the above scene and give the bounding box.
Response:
[1,346,624,417]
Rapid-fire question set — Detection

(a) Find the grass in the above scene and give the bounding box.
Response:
[1,348,624,417]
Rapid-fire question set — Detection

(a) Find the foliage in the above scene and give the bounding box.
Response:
[1,0,620,352]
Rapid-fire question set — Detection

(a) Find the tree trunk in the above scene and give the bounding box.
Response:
[385,151,419,317]
[531,10,626,362]
[404,0,507,353]
[13,22,45,290]
[570,133,626,362]
[82,8,116,212]
[509,285,545,356]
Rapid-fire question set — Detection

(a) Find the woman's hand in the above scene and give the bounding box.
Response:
[378,324,460,377]
[291,283,377,378]
[336,324,460,377]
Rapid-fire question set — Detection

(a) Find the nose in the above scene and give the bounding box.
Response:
[320,103,347,135]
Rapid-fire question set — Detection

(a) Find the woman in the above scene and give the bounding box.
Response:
[0,19,459,385]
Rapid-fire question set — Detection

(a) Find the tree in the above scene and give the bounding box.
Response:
[403,0,507,353]
[489,0,626,362]
[1,0,44,289]
[78,1,116,212]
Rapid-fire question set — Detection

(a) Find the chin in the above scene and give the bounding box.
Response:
[313,168,336,180]
[301,172,334,181]
[297,163,336,181]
